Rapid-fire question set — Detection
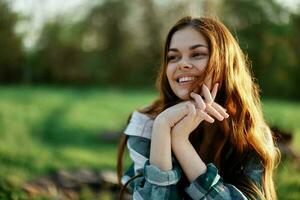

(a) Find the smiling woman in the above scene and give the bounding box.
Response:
[117,16,280,200]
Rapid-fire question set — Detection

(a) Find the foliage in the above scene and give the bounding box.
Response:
[0,0,300,99]
[221,0,300,98]
[0,0,24,83]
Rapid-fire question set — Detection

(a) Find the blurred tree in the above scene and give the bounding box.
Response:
[2,0,300,99]
[289,11,300,98]
[125,0,163,86]
[220,0,300,98]
[29,21,86,84]
[79,0,184,86]
[0,0,24,83]
[82,0,128,85]
[30,0,131,85]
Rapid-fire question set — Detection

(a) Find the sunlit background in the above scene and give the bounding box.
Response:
[1,0,300,199]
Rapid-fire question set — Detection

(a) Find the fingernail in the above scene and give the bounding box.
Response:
[224,113,229,118]
[217,116,224,121]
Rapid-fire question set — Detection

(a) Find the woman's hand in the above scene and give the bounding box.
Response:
[171,83,228,140]
[150,95,215,170]
[169,83,229,181]
[150,101,192,170]
[197,83,229,120]
[154,101,191,128]
[150,100,206,170]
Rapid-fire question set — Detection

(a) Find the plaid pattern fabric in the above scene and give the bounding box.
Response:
[122,111,263,199]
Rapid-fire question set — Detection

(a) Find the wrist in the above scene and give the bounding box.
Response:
[171,130,190,142]
[150,117,172,171]
[151,117,171,141]
[171,135,190,149]
[154,115,170,128]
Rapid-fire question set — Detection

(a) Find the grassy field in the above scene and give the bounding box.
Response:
[0,86,299,199]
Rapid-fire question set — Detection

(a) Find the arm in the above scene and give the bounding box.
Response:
[121,107,190,200]
[171,135,250,200]
[123,135,183,200]
[171,137,207,182]
[149,119,172,171]
[149,101,199,171]
[150,83,224,172]
[183,153,264,200]
[170,119,263,198]
[170,85,255,199]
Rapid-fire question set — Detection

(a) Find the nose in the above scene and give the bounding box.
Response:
[178,59,192,70]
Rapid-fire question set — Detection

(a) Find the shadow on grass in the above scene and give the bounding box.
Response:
[31,104,118,148]
[19,103,121,174]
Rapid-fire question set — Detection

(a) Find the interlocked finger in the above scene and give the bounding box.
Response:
[202,84,213,104]
[205,104,224,121]
[211,83,219,101]
[190,92,206,110]
[198,109,214,123]
[212,102,229,118]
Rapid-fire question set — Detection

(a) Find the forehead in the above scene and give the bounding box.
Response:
[169,27,208,49]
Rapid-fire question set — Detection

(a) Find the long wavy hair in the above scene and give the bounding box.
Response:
[117,16,279,200]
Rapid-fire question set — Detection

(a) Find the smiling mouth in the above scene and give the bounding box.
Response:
[177,76,198,83]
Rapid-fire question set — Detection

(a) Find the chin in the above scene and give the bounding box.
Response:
[175,92,190,100]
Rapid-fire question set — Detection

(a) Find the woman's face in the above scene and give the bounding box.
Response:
[166,27,211,100]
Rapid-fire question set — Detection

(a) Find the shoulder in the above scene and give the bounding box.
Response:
[242,150,263,172]
[227,148,263,172]
[124,111,155,140]
[241,150,264,187]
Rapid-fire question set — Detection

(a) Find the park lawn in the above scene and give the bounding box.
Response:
[0,85,299,199]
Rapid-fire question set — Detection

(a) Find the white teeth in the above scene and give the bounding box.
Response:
[178,76,196,83]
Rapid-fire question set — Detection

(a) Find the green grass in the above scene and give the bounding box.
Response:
[0,85,299,199]
[0,86,156,179]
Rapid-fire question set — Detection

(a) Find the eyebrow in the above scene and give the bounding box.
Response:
[168,44,208,52]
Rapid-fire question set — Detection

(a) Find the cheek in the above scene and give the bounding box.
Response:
[195,59,208,73]
[204,78,212,90]
[203,71,213,89]
[166,65,175,81]
[196,59,212,90]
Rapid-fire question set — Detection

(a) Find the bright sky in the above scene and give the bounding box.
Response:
[10,0,92,49]
[11,0,300,17]
[9,0,300,49]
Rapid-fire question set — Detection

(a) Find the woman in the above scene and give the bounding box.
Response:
[117,16,279,200]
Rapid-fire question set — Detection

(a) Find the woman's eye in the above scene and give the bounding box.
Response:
[192,52,206,59]
[167,55,179,62]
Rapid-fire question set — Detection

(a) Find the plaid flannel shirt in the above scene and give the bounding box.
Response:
[121,111,263,200]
